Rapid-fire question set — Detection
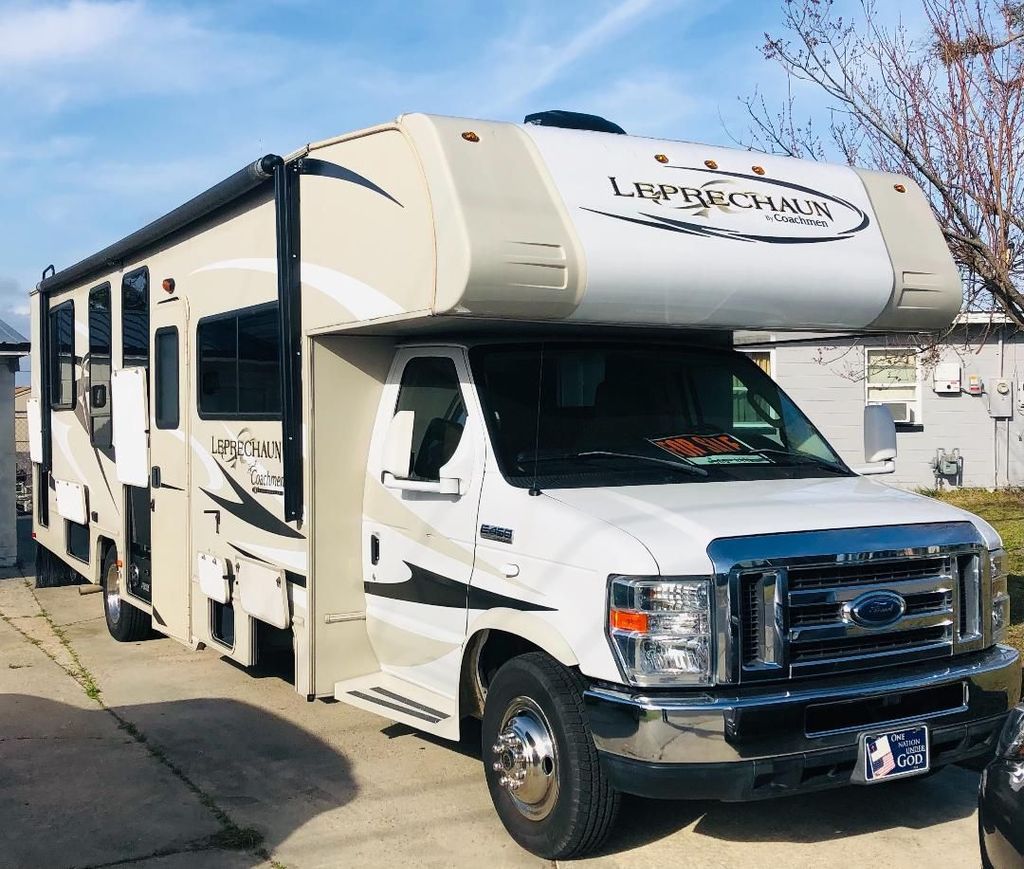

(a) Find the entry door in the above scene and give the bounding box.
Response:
[363,348,485,690]
[149,297,190,642]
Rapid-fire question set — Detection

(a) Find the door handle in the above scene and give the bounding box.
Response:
[151,466,161,488]
[370,534,380,565]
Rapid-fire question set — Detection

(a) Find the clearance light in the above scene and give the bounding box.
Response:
[704,159,718,169]
[894,183,907,193]
[608,576,713,686]
[752,165,766,175]
[655,153,669,164]
[461,131,480,142]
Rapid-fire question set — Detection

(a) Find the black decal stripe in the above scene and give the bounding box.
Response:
[285,570,307,588]
[371,687,447,719]
[201,461,305,540]
[349,690,442,723]
[364,562,555,612]
[158,482,185,492]
[640,211,858,245]
[300,158,403,208]
[582,207,856,245]
[228,543,272,564]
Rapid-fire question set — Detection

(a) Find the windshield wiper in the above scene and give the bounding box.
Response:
[518,449,708,478]
[752,448,848,475]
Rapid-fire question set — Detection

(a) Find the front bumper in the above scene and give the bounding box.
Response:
[585,644,1021,801]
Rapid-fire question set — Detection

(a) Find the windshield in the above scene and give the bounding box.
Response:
[470,342,850,489]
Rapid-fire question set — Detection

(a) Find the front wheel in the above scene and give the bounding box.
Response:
[102,547,151,642]
[482,652,619,859]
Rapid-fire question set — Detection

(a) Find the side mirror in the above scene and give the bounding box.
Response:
[856,404,897,475]
[382,410,415,480]
[90,384,107,409]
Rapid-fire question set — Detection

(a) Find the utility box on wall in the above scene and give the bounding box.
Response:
[933,362,961,394]
[989,378,1014,418]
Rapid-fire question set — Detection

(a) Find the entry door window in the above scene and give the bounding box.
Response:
[88,284,113,447]
[154,327,180,429]
[394,357,467,481]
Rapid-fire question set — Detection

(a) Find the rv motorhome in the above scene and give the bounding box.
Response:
[28,111,1021,859]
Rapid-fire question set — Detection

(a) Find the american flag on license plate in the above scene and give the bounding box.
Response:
[867,736,896,777]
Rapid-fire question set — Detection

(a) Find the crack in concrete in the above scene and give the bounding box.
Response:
[1,576,281,868]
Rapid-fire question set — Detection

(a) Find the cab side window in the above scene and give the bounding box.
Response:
[394,357,467,481]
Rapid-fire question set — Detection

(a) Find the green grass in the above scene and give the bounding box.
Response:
[920,488,1024,654]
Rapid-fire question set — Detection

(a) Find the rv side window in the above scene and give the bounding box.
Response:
[48,301,75,410]
[394,357,467,481]
[88,284,113,447]
[154,327,179,429]
[122,268,149,368]
[197,304,281,419]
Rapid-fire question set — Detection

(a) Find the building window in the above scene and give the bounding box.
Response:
[122,268,149,368]
[48,301,75,410]
[154,327,179,429]
[198,304,280,419]
[88,284,113,448]
[394,357,467,481]
[866,347,920,424]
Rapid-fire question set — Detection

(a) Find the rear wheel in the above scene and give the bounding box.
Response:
[482,652,619,859]
[102,547,150,642]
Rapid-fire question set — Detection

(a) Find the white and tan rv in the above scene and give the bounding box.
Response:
[28,110,1021,858]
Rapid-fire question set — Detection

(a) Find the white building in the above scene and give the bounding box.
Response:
[739,316,1024,490]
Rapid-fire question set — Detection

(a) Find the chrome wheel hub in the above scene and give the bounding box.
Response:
[491,696,558,820]
[104,566,121,621]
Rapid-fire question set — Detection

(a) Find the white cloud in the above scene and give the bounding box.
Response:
[482,0,683,114]
[0,0,283,110]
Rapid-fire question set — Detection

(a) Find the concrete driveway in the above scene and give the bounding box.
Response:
[0,519,986,868]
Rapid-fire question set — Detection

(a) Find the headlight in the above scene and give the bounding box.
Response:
[990,548,1010,644]
[607,576,714,686]
[996,705,1024,760]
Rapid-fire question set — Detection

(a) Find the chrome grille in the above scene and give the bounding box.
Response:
[709,523,990,684]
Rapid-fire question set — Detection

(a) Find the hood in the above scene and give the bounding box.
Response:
[546,476,1000,575]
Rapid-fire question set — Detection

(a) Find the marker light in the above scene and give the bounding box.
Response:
[894,183,907,193]
[461,131,480,142]
[655,153,669,164]
[608,576,713,686]
[704,159,718,169]
[752,165,766,175]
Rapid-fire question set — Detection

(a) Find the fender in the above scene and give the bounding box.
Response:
[466,608,579,667]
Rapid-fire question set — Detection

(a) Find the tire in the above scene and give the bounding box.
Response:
[482,652,620,859]
[101,547,151,642]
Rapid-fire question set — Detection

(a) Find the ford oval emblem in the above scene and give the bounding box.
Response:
[846,591,906,628]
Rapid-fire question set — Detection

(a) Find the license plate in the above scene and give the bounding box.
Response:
[861,724,929,782]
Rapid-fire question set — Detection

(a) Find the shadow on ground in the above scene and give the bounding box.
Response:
[0,694,355,868]
[392,716,980,857]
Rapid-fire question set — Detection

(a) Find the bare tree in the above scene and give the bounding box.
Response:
[745,0,1024,324]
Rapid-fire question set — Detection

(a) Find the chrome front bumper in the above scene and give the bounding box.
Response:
[584,645,1021,800]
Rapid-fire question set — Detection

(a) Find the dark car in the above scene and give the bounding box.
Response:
[980,703,1024,868]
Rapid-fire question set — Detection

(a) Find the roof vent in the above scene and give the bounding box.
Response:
[523,110,626,135]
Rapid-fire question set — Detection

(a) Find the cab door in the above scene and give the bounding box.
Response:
[362,348,485,693]
[148,295,190,642]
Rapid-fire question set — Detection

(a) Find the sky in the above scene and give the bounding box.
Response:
[0,0,924,353]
